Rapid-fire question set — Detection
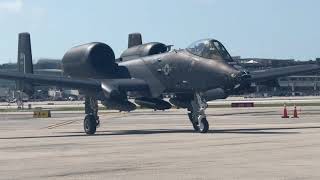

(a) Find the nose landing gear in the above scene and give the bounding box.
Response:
[188,93,209,133]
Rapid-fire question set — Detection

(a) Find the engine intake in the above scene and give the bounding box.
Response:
[62,42,116,78]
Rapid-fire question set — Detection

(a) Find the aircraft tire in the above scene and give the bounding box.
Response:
[198,118,209,133]
[84,114,97,135]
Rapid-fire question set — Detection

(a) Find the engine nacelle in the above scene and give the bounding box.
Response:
[120,42,168,61]
[62,42,117,78]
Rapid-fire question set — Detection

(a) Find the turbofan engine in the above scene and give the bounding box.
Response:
[120,42,168,61]
[62,42,117,78]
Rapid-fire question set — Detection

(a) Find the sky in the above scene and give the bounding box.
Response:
[0,0,319,63]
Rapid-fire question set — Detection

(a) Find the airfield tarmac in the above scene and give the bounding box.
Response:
[1,106,320,179]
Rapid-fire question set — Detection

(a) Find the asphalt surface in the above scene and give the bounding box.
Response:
[1,106,320,179]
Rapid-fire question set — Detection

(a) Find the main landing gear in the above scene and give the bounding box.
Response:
[82,94,209,135]
[188,93,209,133]
[84,96,100,135]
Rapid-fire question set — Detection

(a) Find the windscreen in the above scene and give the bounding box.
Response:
[186,39,233,62]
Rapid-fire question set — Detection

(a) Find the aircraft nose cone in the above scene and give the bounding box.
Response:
[232,71,252,91]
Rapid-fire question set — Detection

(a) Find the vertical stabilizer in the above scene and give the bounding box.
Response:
[128,33,142,48]
[17,32,34,96]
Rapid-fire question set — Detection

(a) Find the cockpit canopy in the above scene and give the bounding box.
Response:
[186,39,233,62]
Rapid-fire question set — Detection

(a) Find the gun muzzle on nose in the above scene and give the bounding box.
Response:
[232,71,252,92]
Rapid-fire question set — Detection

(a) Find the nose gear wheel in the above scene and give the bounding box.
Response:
[188,93,209,133]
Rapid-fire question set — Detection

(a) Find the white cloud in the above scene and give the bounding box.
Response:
[0,0,23,13]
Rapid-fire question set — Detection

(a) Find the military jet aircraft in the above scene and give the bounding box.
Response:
[0,32,319,135]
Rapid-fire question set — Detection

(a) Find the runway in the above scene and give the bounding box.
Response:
[1,106,320,179]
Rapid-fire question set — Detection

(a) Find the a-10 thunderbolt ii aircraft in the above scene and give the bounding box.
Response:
[0,32,319,135]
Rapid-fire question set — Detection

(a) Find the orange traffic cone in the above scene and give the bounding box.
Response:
[292,105,299,118]
[282,104,289,118]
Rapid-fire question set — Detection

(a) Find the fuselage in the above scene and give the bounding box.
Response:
[120,49,240,98]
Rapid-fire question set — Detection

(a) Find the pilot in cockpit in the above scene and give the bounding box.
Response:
[186,39,233,62]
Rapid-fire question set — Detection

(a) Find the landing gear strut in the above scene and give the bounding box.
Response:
[188,93,209,133]
[84,96,99,135]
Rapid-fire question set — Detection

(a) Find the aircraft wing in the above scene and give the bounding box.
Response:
[250,64,320,82]
[0,71,150,95]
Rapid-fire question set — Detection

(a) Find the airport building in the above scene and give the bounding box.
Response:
[235,57,320,97]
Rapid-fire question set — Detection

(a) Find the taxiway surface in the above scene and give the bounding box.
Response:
[1,106,320,179]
